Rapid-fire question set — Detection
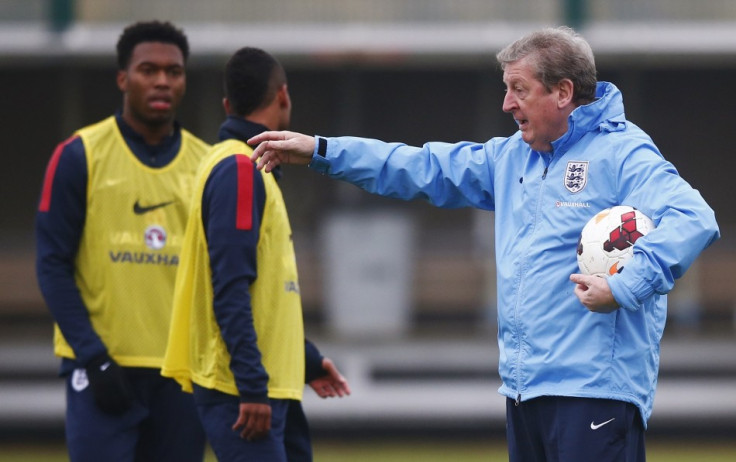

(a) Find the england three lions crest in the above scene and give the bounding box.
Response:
[565,161,588,194]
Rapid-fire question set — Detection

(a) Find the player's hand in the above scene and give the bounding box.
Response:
[308,357,351,398]
[233,402,271,441]
[85,354,134,415]
[570,273,619,313]
[247,131,316,172]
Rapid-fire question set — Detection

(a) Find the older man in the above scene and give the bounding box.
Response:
[247,26,719,462]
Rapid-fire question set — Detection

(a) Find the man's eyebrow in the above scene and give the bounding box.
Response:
[135,61,184,68]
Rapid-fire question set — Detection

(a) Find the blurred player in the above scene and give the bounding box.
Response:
[248,27,719,462]
[35,21,208,461]
[162,47,349,462]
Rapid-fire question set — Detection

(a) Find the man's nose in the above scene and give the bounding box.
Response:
[502,92,516,113]
[154,70,170,86]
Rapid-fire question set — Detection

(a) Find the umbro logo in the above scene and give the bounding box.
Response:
[133,200,174,215]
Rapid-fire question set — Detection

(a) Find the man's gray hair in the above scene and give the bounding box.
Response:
[496,26,597,105]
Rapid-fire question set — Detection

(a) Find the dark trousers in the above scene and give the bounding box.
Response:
[65,368,206,462]
[193,386,312,462]
[506,396,646,462]
[284,399,314,462]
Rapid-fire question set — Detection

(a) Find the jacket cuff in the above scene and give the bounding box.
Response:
[608,273,655,312]
[238,390,270,404]
[304,340,325,383]
[308,136,331,174]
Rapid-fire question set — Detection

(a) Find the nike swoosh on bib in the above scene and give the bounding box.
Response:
[133,200,174,215]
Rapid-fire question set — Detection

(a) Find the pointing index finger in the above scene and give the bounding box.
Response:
[247,130,277,146]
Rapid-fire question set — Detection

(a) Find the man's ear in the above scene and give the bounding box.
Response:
[223,97,231,114]
[557,78,574,108]
[277,84,290,109]
[116,70,127,92]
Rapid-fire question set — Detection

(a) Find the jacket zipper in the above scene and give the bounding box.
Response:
[514,159,551,404]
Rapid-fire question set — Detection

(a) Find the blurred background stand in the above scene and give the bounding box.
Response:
[323,209,414,340]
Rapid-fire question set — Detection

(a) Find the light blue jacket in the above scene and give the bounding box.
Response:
[308,82,719,426]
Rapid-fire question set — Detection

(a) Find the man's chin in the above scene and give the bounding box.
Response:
[144,113,174,127]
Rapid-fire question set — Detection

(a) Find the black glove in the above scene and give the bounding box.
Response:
[85,354,134,415]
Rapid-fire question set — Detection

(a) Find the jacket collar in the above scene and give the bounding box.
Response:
[114,112,181,166]
[217,115,269,143]
[549,81,627,154]
[217,115,282,180]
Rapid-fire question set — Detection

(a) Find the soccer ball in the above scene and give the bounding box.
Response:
[576,206,655,278]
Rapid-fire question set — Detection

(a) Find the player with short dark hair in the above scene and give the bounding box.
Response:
[162,46,350,462]
[36,20,208,461]
[224,47,287,116]
[248,26,720,462]
[116,20,190,70]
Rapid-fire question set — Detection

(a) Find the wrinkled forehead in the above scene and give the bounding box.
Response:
[502,56,537,84]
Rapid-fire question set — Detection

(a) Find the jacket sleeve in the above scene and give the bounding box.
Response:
[607,142,720,310]
[35,136,108,365]
[202,154,269,404]
[304,338,325,383]
[309,136,497,210]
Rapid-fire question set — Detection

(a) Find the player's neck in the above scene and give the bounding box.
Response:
[122,114,175,145]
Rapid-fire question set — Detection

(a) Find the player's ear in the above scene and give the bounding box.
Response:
[116,70,127,92]
[222,97,231,115]
[277,84,291,109]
